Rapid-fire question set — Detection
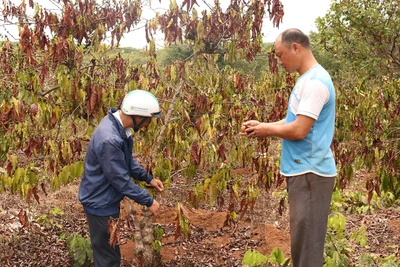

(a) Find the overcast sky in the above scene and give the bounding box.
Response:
[0,0,333,49]
[261,0,332,41]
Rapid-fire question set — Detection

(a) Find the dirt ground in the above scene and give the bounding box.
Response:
[0,168,399,266]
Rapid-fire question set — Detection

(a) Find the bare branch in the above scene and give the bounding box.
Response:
[154,49,202,154]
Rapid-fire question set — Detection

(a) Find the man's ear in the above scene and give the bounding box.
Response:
[292,42,300,52]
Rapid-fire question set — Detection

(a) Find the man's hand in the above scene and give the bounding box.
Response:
[148,200,160,216]
[149,178,164,193]
[239,120,260,136]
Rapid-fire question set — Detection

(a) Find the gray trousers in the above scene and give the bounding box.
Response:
[287,173,335,267]
[85,212,121,267]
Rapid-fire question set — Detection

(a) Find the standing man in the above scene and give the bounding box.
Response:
[79,89,165,267]
[240,28,336,267]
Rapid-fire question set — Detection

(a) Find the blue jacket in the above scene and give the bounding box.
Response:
[78,108,154,216]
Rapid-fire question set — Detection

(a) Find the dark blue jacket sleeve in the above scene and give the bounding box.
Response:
[129,156,153,184]
[97,138,153,207]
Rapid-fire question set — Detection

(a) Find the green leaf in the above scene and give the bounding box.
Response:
[269,247,286,264]
[242,249,268,267]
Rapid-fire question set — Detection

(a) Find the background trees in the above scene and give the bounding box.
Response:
[315,0,400,199]
[316,0,400,78]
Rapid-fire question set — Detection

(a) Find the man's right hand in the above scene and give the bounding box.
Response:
[240,120,260,136]
[148,200,160,216]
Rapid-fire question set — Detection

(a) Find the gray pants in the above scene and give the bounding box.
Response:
[287,173,335,267]
[85,212,121,267]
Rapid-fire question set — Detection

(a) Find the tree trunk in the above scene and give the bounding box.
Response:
[132,204,162,266]
[121,198,161,266]
[125,51,201,266]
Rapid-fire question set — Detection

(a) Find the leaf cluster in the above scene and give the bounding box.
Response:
[147,0,284,61]
[67,234,93,267]
[324,212,400,267]
[242,248,290,267]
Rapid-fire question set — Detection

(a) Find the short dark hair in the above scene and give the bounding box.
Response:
[280,28,310,48]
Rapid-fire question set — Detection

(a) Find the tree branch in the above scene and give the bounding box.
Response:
[38,64,96,97]
[154,49,202,154]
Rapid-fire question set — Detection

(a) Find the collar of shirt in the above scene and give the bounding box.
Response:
[113,110,132,138]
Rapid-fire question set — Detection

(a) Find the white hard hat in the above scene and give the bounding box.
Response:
[121,90,163,119]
